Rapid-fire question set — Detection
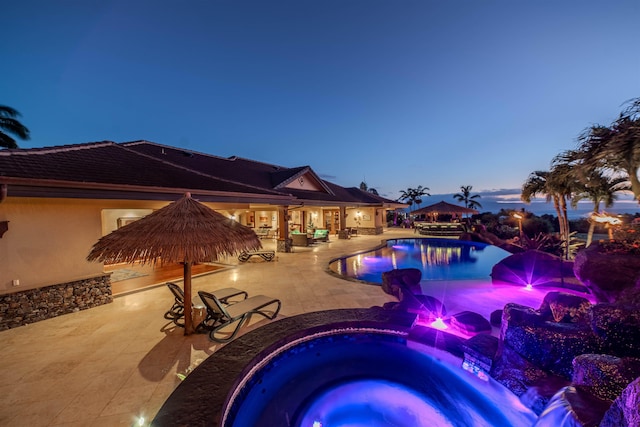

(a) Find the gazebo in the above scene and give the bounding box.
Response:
[412,200,478,222]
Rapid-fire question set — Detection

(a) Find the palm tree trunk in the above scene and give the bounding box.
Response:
[552,195,563,240]
[629,165,640,202]
[559,196,571,260]
[586,202,601,247]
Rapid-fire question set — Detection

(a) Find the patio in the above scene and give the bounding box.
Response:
[0,228,578,426]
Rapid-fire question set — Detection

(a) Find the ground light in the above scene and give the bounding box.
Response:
[431,317,448,329]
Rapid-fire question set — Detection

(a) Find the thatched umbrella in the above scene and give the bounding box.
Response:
[87,193,262,335]
[412,200,478,221]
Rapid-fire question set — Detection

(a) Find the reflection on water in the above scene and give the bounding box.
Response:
[330,238,510,282]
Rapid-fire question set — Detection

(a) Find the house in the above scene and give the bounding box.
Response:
[0,140,405,329]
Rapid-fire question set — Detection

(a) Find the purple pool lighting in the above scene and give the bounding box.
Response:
[330,238,511,283]
[222,330,537,426]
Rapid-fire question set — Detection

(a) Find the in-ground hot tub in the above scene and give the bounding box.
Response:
[152,309,536,426]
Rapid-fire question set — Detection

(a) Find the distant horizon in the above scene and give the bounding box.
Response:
[406,191,640,220]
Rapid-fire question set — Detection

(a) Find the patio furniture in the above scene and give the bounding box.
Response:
[291,232,312,246]
[198,290,282,343]
[164,282,248,327]
[238,250,276,262]
[312,229,330,242]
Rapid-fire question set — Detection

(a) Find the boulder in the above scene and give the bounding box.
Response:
[461,333,498,375]
[500,303,603,378]
[573,242,640,303]
[492,250,576,288]
[600,377,640,427]
[590,303,640,357]
[538,291,592,323]
[490,309,502,327]
[572,354,640,401]
[381,268,422,296]
[491,340,562,403]
[413,294,446,318]
[450,311,492,335]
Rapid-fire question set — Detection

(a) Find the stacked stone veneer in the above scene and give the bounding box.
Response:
[0,274,113,331]
[356,226,383,235]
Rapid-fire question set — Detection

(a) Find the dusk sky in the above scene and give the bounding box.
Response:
[3,1,640,213]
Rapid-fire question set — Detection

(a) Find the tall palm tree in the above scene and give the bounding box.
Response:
[556,149,629,246]
[398,185,430,212]
[521,168,574,259]
[577,97,640,201]
[573,172,628,246]
[0,105,30,149]
[549,158,580,258]
[453,185,483,213]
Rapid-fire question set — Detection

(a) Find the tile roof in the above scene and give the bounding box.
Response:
[0,141,286,197]
[0,140,404,207]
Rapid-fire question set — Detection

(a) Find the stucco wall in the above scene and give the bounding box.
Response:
[0,197,248,295]
[0,198,102,293]
[0,198,170,295]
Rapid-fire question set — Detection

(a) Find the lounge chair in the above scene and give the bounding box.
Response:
[164,282,248,327]
[238,250,276,262]
[198,290,281,343]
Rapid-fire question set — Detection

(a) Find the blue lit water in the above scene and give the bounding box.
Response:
[224,331,537,426]
[329,238,511,283]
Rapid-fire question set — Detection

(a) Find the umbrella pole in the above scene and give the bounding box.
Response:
[183,261,194,335]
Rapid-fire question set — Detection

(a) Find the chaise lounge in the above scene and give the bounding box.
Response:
[163,282,248,327]
[198,290,281,343]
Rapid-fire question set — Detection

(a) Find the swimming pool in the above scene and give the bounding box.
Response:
[329,238,510,283]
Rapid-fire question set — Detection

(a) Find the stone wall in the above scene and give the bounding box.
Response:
[356,226,383,235]
[0,274,113,330]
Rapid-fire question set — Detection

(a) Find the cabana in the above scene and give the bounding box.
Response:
[411,201,478,236]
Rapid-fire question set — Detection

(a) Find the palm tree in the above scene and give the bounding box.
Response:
[453,185,483,214]
[521,167,574,259]
[556,149,629,246]
[398,185,430,212]
[576,97,640,201]
[574,172,628,246]
[0,105,30,149]
[359,181,379,196]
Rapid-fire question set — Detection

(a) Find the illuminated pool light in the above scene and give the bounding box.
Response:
[431,317,448,330]
[299,379,446,427]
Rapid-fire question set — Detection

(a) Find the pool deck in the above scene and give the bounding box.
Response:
[0,228,589,426]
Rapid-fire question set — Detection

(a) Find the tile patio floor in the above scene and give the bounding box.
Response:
[0,229,585,426]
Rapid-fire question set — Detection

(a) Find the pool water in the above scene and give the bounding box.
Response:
[223,330,537,426]
[329,238,510,283]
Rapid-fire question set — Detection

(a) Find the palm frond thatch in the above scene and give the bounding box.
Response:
[87,193,262,335]
[412,200,478,216]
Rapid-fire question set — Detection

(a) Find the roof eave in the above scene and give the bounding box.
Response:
[0,177,295,204]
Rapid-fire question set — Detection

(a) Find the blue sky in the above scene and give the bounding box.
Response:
[3,1,639,212]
